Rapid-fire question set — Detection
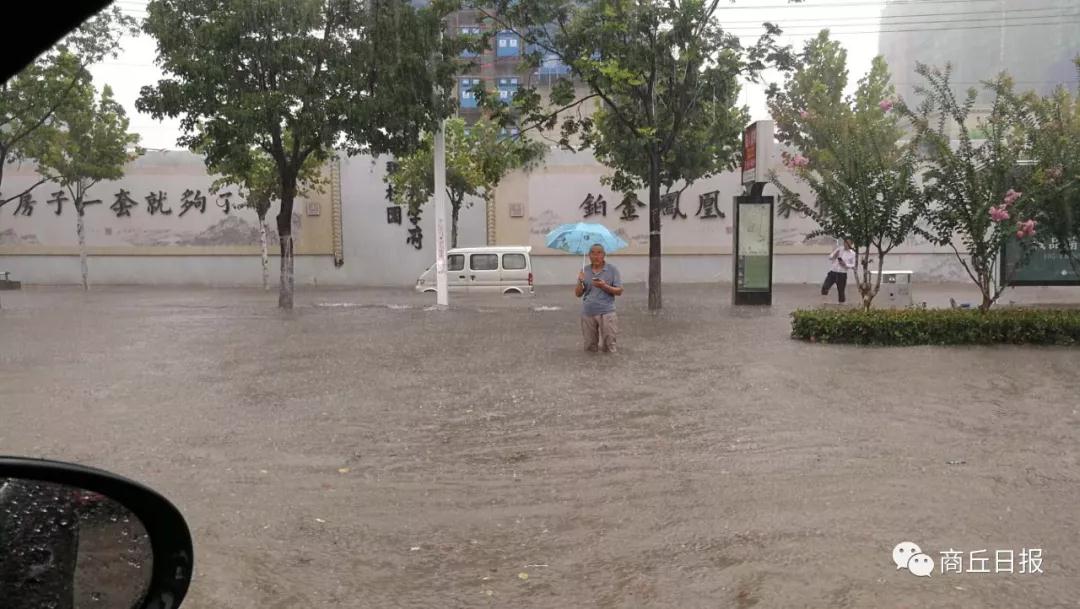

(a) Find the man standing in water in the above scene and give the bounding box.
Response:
[822,238,857,303]
[575,244,624,353]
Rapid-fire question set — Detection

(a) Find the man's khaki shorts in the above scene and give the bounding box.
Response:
[581,313,618,353]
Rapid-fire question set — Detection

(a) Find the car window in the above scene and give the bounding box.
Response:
[502,253,527,270]
[470,254,498,271]
[447,254,464,271]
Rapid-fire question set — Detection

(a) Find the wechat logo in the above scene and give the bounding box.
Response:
[893,541,934,577]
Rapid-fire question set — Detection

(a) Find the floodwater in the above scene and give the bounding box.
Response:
[1,283,1078,608]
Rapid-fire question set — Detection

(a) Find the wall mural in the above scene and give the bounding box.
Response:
[0,152,316,251]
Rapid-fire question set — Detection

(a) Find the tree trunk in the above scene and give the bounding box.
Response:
[77,209,88,291]
[857,246,872,311]
[259,213,270,291]
[862,247,886,311]
[451,198,460,249]
[978,269,993,311]
[647,147,662,311]
[277,198,295,310]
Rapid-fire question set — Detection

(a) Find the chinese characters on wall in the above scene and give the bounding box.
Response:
[406,208,423,250]
[577,190,724,221]
[615,194,645,220]
[9,188,254,219]
[580,194,607,218]
[383,160,421,249]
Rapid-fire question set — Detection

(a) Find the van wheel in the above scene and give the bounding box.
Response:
[503,289,522,295]
[423,289,436,294]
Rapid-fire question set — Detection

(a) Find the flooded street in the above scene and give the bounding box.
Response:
[2,284,1079,608]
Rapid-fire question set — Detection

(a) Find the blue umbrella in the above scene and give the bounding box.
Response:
[545,222,629,269]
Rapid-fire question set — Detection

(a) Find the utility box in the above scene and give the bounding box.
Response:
[870,270,913,308]
[0,271,21,290]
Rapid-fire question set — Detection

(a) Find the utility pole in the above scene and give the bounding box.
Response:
[431,27,449,308]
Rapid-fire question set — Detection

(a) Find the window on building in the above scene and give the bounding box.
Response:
[460,77,481,109]
[538,52,571,75]
[459,26,482,58]
[496,31,520,57]
[496,77,519,104]
[525,41,570,76]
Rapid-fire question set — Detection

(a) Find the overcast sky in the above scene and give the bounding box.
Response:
[97,0,889,150]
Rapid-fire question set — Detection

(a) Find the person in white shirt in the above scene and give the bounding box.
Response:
[821,239,856,303]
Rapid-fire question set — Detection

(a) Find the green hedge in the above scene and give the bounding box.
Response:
[791,308,1080,346]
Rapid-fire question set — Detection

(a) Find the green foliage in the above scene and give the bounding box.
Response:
[898,64,1036,310]
[0,5,136,207]
[766,30,849,155]
[137,0,459,208]
[205,141,327,221]
[474,0,802,309]
[791,307,1080,346]
[768,32,923,310]
[387,117,545,246]
[479,0,788,187]
[32,84,142,212]
[137,0,463,307]
[1016,58,1080,274]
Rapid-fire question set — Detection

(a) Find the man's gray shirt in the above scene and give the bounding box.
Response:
[581,264,622,316]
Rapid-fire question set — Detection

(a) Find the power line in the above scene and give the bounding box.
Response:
[727,16,1080,36]
[92,62,160,69]
[105,3,1080,60]
[725,13,1080,33]
[715,0,1062,9]
[714,4,1077,26]
[892,80,1079,86]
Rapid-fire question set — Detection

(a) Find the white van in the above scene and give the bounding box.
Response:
[415,246,534,295]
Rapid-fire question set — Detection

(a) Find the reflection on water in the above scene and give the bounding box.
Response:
[0,480,153,609]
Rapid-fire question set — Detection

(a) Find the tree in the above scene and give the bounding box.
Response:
[205,143,327,290]
[0,6,135,210]
[1018,59,1080,274]
[899,64,1037,311]
[32,84,141,291]
[137,0,463,309]
[387,117,545,248]
[475,0,799,310]
[768,33,924,310]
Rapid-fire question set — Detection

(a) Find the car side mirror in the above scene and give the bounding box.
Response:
[0,457,193,609]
